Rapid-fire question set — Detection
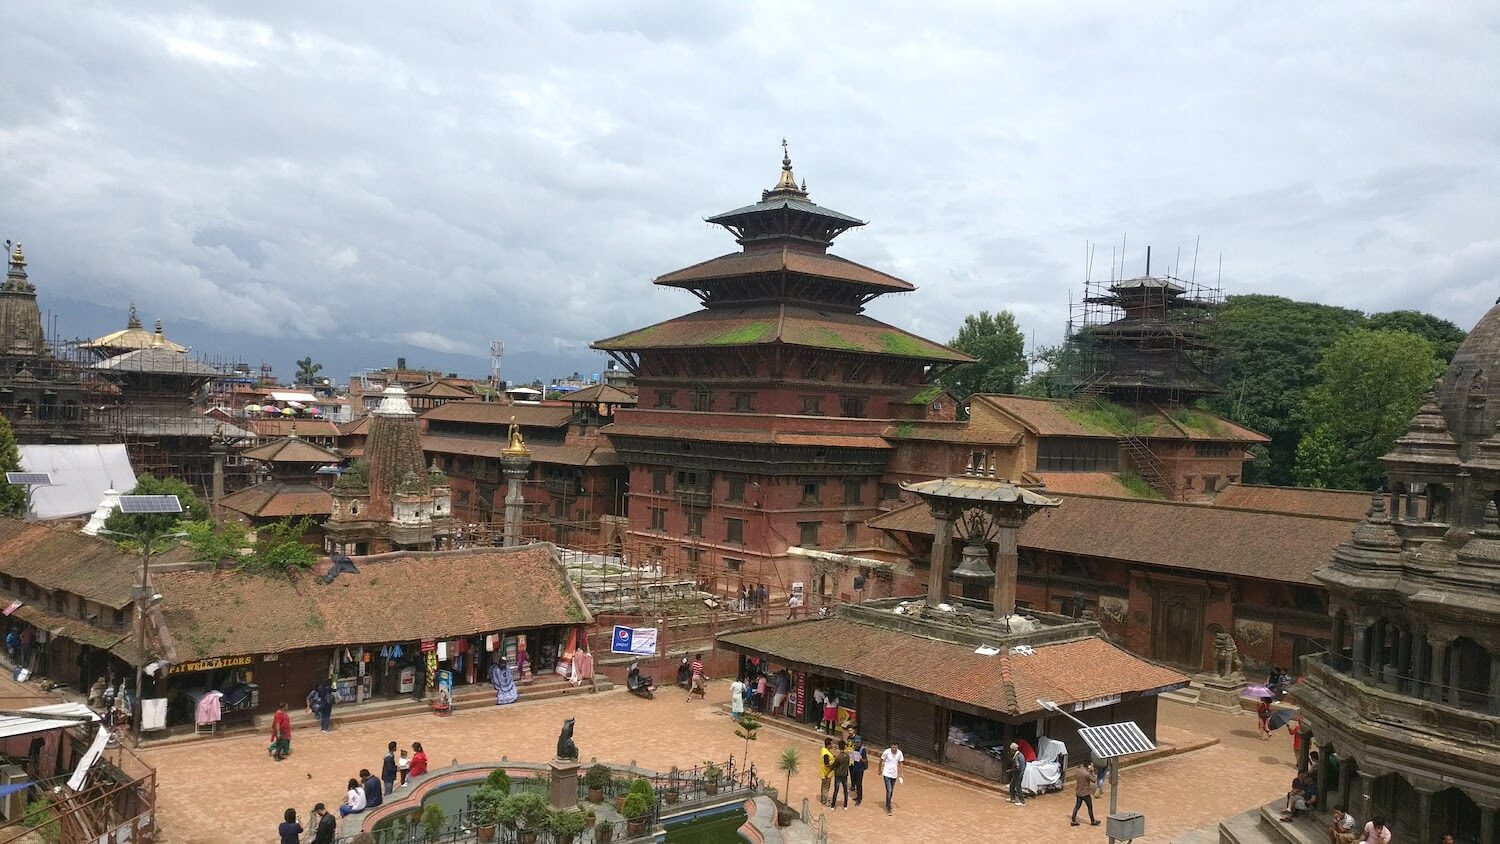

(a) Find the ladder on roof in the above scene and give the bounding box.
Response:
[1067,381,1179,500]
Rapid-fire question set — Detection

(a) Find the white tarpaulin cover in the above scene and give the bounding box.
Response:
[269,391,317,403]
[0,702,99,741]
[19,444,137,520]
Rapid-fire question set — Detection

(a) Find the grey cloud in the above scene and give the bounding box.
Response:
[1,1,1498,381]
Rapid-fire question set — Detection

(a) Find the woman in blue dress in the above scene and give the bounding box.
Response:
[490,656,518,705]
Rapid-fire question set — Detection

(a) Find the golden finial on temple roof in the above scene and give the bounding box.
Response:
[9,242,24,267]
[773,138,803,194]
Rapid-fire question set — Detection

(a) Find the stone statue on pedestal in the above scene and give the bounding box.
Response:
[1214,632,1244,679]
[556,718,579,761]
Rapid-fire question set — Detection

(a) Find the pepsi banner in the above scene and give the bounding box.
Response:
[611,625,658,656]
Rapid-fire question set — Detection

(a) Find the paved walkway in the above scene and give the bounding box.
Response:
[132,680,1297,843]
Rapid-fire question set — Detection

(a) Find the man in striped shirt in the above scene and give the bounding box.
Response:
[686,654,706,700]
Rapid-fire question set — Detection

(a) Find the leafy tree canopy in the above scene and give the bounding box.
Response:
[0,415,25,517]
[1292,329,1443,489]
[1365,310,1466,362]
[103,475,208,549]
[940,310,1027,400]
[294,356,324,385]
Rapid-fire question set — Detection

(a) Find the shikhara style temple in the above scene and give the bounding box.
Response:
[1291,299,1500,842]
[594,146,971,588]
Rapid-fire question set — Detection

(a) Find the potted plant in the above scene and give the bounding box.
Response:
[621,793,651,838]
[496,791,551,844]
[775,747,800,827]
[703,761,723,796]
[585,763,611,803]
[584,807,597,829]
[548,807,589,844]
[485,768,513,794]
[612,778,628,813]
[663,767,680,805]
[471,785,504,843]
[594,818,614,844]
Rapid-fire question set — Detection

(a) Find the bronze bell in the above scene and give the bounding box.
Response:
[951,538,993,579]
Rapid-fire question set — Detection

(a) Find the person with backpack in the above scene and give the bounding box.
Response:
[849,736,867,806]
[307,680,335,733]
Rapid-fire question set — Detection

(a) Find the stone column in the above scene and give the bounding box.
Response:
[1396,627,1411,692]
[1429,636,1450,703]
[926,504,958,608]
[1415,788,1433,844]
[1480,804,1496,844]
[1356,769,1373,825]
[1412,627,1428,699]
[1447,644,1463,707]
[501,457,531,548]
[1405,489,1419,520]
[1489,652,1500,716]
[1337,755,1353,815]
[1351,622,1370,682]
[1329,612,1346,671]
[992,517,1020,619]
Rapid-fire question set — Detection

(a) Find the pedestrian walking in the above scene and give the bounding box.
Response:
[307,680,335,733]
[1007,742,1027,806]
[1257,696,1273,740]
[880,742,903,816]
[686,654,706,701]
[818,737,835,806]
[829,740,852,810]
[1070,762,1100,826]
[381,741,398,795]
[849,736,867,805]
[787,592,803,619]
[270,703,292,761]
[729,676,746,721]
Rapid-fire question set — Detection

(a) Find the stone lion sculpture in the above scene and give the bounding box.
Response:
[1213,632,1243,679]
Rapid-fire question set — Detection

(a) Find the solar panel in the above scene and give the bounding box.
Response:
[1078,722,1155,759]
[117,495,183,514]
[5,472,52,485]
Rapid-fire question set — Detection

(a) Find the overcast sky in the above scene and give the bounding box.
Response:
[2,2,1497,377]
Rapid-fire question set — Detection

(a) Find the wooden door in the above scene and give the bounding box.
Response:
[1152,593,1203,669]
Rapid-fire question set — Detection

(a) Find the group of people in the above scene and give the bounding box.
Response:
[733,583,771,612]
[1325,807,1392,844]
[277,738,430,839]
[817,736,904,816]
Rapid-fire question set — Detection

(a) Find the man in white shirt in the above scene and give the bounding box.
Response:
[880,743,904,816]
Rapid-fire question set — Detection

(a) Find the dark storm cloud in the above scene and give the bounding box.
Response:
[1,0,1497,371]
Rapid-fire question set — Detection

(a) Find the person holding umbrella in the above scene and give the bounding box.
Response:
[1256,696,1274,740]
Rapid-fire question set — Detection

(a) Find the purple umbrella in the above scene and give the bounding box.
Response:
[1240,685,1274,699]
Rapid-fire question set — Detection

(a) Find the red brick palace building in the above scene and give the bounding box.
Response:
[593,150,970,587]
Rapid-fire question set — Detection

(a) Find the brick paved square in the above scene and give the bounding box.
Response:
[134,681,1295,843]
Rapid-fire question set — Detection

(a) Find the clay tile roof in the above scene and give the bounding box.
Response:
[561,384,638,406]
[973,395,1268,443]
[9,604,131,651]
[420,434,618,467]
[882,420,1012,445]
[246,418,343,439]
[0,519,196,609]
[152,545,590,662]
[1030,472,1137,497]
[1211,484,1373,520]
[338,416,370,436]
[241,436,342,464]
[601,422,890,450]
[593,304,971,363]
[421,402,575,427]
[1017,493,1355,584]
[719,618,1186,717]
[868,493,1354,585]
[219,481,334,518]
[407,380,477,399]
[90,347,217,375]
[653,248,914,293]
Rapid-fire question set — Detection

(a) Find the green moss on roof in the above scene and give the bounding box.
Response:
[1059,401,1156,436]
[807,326,863,351]
[907,384,944,405]
[1116,471,1164,500]
[879,332,932,357]
[1172,408,1225,436]
[893,421,916,438]
[707,322,773,345]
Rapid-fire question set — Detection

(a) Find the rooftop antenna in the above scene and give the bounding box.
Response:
[1190,235,1201,284]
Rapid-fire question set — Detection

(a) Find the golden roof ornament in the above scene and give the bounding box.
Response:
[9,242,25,269]
[770,138,808,196]
[502,415,531,457]
[151,319,166,348]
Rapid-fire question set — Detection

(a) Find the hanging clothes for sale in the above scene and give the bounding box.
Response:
[486,634,499,652]
[195,690,224,726]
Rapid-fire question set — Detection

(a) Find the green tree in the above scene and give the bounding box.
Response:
[1017,340,1087,398]
[294,356,323,385]
[0,415,25,517]
[1292,330,1443,489]
[940,310,1027,400]
[1204,295,1369,484]
[103,475,208,550]
[1365,310,1466,362]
